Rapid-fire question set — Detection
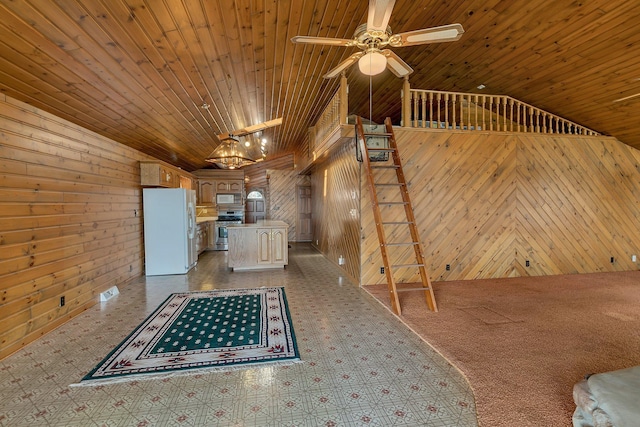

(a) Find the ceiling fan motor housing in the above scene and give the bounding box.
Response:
[354,23,393,49]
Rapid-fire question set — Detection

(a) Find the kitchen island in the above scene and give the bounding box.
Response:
[227,220,288,270]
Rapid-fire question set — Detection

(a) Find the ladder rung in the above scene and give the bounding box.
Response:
[363,132,392,138]
[384,242,419,247]
[395,287,432,292]
[365,148,395,152]
[379,202,408,205]
[382,221,413,225]
[374,182,405,186]
[371,165,400,169]
[391,263,425,268]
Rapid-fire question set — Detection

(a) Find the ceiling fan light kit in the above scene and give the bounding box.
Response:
[291,0,464,79]
[359,50,387,76]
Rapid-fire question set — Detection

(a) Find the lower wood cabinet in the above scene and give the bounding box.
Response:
[196,221,216,254]
[257,227,287,265]
[196,223,206,254]
[207,221,215,249]
[227,220,288,270]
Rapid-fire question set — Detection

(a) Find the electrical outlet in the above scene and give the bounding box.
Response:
[611,256,615,264]
[633,255,637,263]
[446,264,451,271]
[60,296,65,307]
[526,260,530,267]
[380,266,385,274]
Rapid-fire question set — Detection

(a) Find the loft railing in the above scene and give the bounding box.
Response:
[403,88,599,136]
[309,74,349,160]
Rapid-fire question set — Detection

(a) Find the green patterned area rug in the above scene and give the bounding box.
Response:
[79,287,299,384]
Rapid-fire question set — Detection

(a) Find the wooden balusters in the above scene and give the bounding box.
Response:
[406,89,598,137]
[482,95,487,130]
[442,93,448,129]
[428,91,434,128]
[452,93,457,130]
[509,98,514,132]
[412,91,419,127]
[467,94,472,130]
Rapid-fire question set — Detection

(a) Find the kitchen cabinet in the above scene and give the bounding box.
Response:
[195,220,216,253]
[140,162,195,189]
[207,221,215,249]
[198,180,215,205]
[257,227,287,265]
[197,179,243,205]
[179,175,195,190]
[140,162,178,187]
[196,222,206,254]
[227,220,288,270]
[216,180,243,193]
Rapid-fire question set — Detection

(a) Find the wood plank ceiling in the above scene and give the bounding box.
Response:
[0,0,639,172]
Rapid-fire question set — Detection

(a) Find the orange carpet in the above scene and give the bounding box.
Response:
[364,271,640,426]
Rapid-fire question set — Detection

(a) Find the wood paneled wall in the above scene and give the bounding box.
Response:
[360,128,640,285]
[243,154,295,191]
[268,169,310,242]
[310,139,361,283]
[0,94,149,359]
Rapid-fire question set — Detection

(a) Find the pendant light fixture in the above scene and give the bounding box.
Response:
[205,136,256,169]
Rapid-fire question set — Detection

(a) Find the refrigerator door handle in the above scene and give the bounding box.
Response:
[187,202,195,239]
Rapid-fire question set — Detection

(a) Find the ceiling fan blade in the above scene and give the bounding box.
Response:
[390,23,464,47]
[291,35,353,47]
[381,50,413,77]
[323,52,364,79]
[217,117,283,140]
[367,0,396,32]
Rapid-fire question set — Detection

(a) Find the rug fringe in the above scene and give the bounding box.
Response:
[70,358,303,388]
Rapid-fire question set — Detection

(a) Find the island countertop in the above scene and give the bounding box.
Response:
[227,220,288,228]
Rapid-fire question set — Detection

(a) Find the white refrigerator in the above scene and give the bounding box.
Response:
[142,188,197,275]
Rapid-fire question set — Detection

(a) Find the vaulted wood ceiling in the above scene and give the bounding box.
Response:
[1,0,639,172]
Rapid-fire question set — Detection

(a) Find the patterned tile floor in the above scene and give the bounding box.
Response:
[0,243,477,427]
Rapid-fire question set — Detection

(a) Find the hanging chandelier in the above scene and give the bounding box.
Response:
[205,136,256,169]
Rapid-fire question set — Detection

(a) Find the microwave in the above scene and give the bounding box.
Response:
[216,193,241,204]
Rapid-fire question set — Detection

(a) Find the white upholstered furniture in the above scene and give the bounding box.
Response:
[573,366,640,427]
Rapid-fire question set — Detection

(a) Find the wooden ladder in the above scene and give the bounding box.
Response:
[355,116,438,316]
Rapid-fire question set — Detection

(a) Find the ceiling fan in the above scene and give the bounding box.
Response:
[291,0,464,78]
[206,118,282,169]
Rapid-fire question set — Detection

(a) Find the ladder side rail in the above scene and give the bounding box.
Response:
[355,117,402,315]
[384,118,438,312]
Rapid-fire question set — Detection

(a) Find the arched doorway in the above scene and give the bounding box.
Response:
[245,189,266,223]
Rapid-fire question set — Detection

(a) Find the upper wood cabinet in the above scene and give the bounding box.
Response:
[198,180,215,205]
[192,169,245,205]
[140,162,177,187]
[216,180,243,192]
[140,162,195,189]
[179,175,195,190]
